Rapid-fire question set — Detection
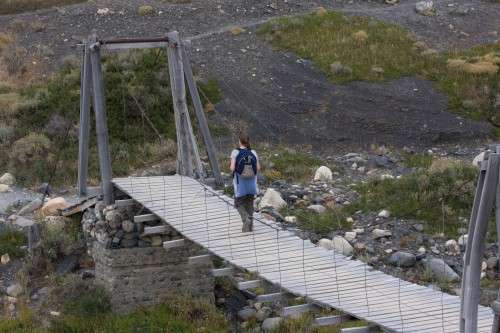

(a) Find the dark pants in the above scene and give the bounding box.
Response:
[235,194,255,223]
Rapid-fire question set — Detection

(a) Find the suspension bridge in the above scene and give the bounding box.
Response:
[109,174,493,333]
[75,32,498,332]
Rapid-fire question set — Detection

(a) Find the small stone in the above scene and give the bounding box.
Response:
[1,253,10,264]
[378,210,390,218]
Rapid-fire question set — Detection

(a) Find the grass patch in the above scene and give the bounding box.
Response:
[258,147,335,182]
[342,157,478,237]
[0,0,86,15]
[258,11,500,127]
[0,225,27,259]
[0,296,228,333]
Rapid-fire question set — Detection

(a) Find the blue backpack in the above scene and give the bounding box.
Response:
[235,148,257,180]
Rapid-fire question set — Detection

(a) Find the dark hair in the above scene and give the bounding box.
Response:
[239,132,250,148]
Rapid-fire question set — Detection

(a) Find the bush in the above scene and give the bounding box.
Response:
[0,226,27,259]
[138,5,154,14]
[9,133,51,169]
[0,93,21,118]
[0,122,14,144]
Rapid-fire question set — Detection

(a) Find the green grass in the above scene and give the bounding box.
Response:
[3,48,221,187]
[0,297,228,333]
[0,0,86,15]
[259,11,500,126]
[0,226,27,259]
[343,158,478,237]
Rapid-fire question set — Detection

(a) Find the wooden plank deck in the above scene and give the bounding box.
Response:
[112,175,494,333]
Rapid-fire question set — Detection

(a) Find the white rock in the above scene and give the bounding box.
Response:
[313,166,333,181]
[344,231,357,242]
[372,229,392,239]
[353,228,365,234]
[482,261,487,271]
[415,0,435,15]
[385,249,393,254]
[0,184,12,193]
[122,220,135,232]
[0,173,15,185]
[380,174,394,180]
[50,311,61,316]
[346,217,354,223]
[258,188,286,210]
[332,235,354,256]
[445,239,460,255]
[284,216,297,223]
[472,152,485,169]
[316,238,334,250]
[418,247,426,254]
[7,296,17,304]
[97,8,110,15]
[458,234,468,245]
[378,209,390,218]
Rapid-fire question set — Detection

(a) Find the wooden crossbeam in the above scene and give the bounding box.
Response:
[163,239,184,249]
[213,268,235,277]
[236,280,262,290]
[134,214,157,222]
[315,314,353,327]
[115,199,134,206]
[143,225,171,235]
[341,326,381,333]
[188,255,214,265]
[281,303,320,316]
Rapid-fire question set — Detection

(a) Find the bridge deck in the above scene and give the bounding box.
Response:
[112,175,493,333]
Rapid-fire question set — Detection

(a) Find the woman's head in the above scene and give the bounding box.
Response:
[239,132,250,148]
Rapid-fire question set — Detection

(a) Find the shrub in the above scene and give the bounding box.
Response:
[4,47,27,75]
[30,21,45,32]
[229,26,246,35]
[9,19,26,33]
[0,81,14,94]
[314,6,327,16]
[352,30,368,41]
[0,92,20,118]
[0,225,27,259]
[0,33,13,52]
[9,132,51,169]
[138,5,154,14]
[0,122,14,144]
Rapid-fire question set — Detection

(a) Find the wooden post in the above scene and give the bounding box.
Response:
[167,32,192,176]
[181,46,223,187]
[89,36,114,205]
[460,152,487,333]
[461,152,500,333]
[77,39,92,197]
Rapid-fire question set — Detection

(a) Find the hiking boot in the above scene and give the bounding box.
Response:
[242,218,253,232]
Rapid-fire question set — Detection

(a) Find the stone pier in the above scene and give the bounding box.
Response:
[92,241,214,314]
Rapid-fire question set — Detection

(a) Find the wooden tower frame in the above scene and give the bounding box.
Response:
[461,144,500,333]
[77,32,223,205]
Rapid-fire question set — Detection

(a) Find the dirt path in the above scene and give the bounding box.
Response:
[1,0,498,153]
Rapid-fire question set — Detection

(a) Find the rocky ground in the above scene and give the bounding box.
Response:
[0,0,499,153]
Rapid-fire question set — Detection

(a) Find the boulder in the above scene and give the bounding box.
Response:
[0,173,15,185]
[258,188,286,210]
[7,284,23,297]
[372,229,392,239]
[422,258,459,282]
[10,215,35,227]
[389,252,416,267]
[18,198,42,216]
[332,235,354,256]
[314,166,333,181]
[317,238,334,250]
[41,197,68,216]
[262,317,283,333]
[0,184,12,193]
